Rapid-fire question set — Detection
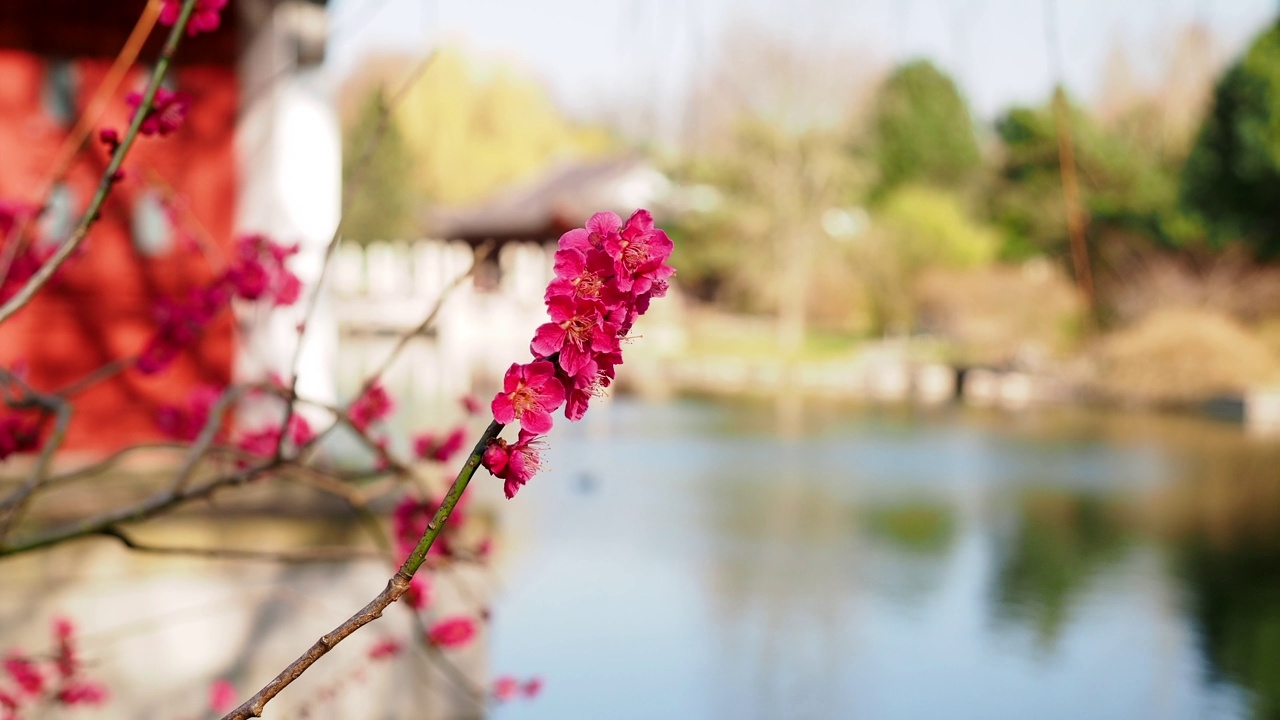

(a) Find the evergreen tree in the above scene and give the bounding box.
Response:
[870,60,981,196]
[1181,20,1280,257]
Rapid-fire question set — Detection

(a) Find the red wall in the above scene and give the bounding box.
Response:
[0,51,238,451]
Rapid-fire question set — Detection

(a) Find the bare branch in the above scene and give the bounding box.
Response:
[220,421,502,719]
[98,526,385,563]
[358,240,494,396]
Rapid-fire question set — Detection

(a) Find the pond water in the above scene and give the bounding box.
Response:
[2,396,1278,719]
[488,398,1280,720]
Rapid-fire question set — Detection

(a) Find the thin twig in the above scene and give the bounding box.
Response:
[0,0,162,289]
[170,386,242,493]
[0,460,278,557]
[99,526,385,563]
[275,50,442,459]
[0,0,201,327]
[0,398,71,541]
[358,241,494,396]
[221,421,502,720]
[49,357,136,398]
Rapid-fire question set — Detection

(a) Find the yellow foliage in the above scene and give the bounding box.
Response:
[392,46,614,204]
[877,185,1000,268]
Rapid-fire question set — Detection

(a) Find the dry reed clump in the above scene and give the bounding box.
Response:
[1094,308,1278,406]
[915,260,1083,365]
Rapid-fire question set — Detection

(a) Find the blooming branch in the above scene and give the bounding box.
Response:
[0,0,205,326]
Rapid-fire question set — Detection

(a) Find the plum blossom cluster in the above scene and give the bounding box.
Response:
[0,415,42,463]
[411,395,481,465]
[160,0,228,36]
[1,618,106,720]
[483,210,673,498]
[233,414,314,462]
[155,384,221,442]
[224,233,302,306]
[0,202,55,306]
[426,616,477,649]
[138,233,301,375]
[390,485,491,612]
[126,88,191,138]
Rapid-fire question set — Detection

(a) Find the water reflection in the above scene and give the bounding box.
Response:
[5,397,1280,719]
[1177,540,1280,720]
[491,400,1280,720]
[993,491,1132,646]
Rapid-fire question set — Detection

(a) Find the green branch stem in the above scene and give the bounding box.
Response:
[221,420,504,720]
[0,0,200,327]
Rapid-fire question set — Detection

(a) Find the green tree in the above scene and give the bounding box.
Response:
[1181,20,1280,258]
[669,118,870,340]
[857,184,1000,333]
[992,97,1184,261]
[870,60,981,196]
[341,88,418,242]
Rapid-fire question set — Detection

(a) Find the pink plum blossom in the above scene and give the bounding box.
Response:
[426,617,476,649]
[348,383,393,432]
[529,297,619,376]
[367,638,404,661]
[208,680,236,713]
[3,655,42,695]
[523,677,544,699]
[490,362,564,434]
[160,0,228,35]
[493,676,520,702]
[602,209,675,295]
[127,88,190,137]
[482,430,546,499]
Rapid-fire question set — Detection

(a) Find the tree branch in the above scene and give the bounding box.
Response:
[98,526,385,563]
[0,0,201,327]
[220,420,503,720]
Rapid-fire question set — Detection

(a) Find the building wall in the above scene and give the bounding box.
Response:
[0,51,238,451]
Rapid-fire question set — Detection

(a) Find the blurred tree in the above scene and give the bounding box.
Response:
[991,96,1185,261]
[994,491,1130,647]
[341,88,418,243]
[856,184,1000,333]
[392,47,613,205]
[1177,540,1280,720]
[673,119,868,345]
[870,60,981,196]
[669,25,877,340]
[1181,20,1280,258]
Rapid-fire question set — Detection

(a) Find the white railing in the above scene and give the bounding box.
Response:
[329,239,556,407]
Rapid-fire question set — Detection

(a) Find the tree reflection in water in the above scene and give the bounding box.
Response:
[1177,541,1280,720]
[993,491,1132,646]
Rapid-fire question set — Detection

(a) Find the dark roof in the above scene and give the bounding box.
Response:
[0,0,241,64]
[423,156,660,243]
[0,0,328,65]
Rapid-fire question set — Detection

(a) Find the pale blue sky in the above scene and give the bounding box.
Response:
[326,0,1276,125]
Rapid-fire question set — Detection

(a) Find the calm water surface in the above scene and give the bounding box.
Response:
[489,399,1280,720]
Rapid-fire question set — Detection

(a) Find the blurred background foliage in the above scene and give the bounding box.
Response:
[340,46,615,241]
[338,17,1280,394]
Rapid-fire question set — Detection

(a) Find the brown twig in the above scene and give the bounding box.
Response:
[170,386,241,493]
[220,421,502,720]
[49,357,137,398]
[275,51,442,460]
[98,526,385,563]
[0,370,73,541]
[0,460,278,557]
[358,240,494,396]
